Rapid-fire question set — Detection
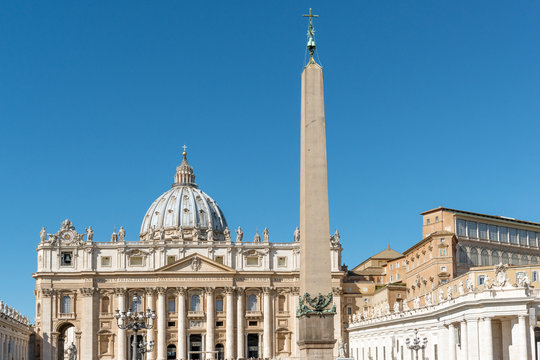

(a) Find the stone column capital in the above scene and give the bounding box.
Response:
[223,287,235,295]
[236,287,245,295]
[113,288,127,296]
[332,287,343,296]
[41,288,55,297]
[291,287,300,295]
[204,287,215,295]
[156,287,167,295]
[176,287,187,295]
[144,287,156,296]
[262,287,274,295]
[80,287,96,297]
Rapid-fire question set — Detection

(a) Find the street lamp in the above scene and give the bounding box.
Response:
[114,292,156,360]
[405,329,428,360]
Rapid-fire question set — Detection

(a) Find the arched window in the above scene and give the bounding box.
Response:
[131,294,142,312]
[191,294,201,312]
[248,294,257,311]
[278,295,286,313]
[101,296,110,314]
[167,344,177,360]
[521,255,529,265]
[37,303,41,316]
[531,256,538,264]
[491,251,499,265]
[61,296,71,314]
[502,252,509,264]
[481,249,490,266]
[511,253,519,265]
[458,246,468,264]
[469,248,478,265]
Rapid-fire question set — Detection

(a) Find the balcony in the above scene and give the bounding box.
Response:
[58,312,76,320]
[245,311,262,319]
[187,311,205,319]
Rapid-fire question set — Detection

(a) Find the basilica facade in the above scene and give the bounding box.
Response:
[33,153,345,360]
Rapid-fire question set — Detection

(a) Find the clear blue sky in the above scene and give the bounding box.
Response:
[1,1,540,318]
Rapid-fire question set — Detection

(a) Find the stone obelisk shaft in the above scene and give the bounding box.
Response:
[298,59,335,359]
[300,61,332,295]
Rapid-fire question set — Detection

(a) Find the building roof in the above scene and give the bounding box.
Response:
[421,207,540,227]
[370,246,403,260]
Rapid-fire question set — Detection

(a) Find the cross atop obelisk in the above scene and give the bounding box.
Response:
[297,9,336,360]
[302,8,319,56]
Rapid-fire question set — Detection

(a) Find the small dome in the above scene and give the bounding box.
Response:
[140,152,228,241]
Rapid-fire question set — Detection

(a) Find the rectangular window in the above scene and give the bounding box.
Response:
[478,223,488,239]
[440,249,447,256]
[216,321,224,327]
[168,299,175,312]
[441,266,447,272]
[246,256,259,266]
[215,256,224,264]
[390,275,393,282]
[61,252,73,266]
[397,263,400,269]
[519,230,527,245]
[277,257,287,267]
[396,273,400,280]
[435,216,439,222]
[427,218,431,225]
[467,221,478,238]
[167,256,176,265]
[389,264,393,270]
[129,256,143,266]
[509,228,518,244]
[529,232,537,247]
[248,321,258,327]
[397,293,401,298]
[456,219,467,236]
[488,225,498,241]
[101,256,111,267]
[167,321,175,327]
[533,271,538,282]
[499,227,508,242]
[216,299,224,312]
[478,275,485,285]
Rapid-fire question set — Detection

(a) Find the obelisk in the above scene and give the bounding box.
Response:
[297,8,336,360]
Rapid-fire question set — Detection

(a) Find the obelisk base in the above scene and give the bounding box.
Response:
[297,315,336,360]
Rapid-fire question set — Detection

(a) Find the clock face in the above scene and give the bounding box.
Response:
[62,232,73,242]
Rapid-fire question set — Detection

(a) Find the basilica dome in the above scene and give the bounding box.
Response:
[139,152,228,241]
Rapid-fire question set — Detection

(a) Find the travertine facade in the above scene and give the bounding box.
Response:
[33,154,345,360]
[0,300,33,360]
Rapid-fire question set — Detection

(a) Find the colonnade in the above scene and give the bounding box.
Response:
[0,333,29,360]
[446,315,531,360]
[115,286,277,360]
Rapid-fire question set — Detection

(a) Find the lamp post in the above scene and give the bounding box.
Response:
[114,292,156,360]
[405,329,428,360]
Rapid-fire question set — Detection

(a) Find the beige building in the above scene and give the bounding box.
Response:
[33,153,346,360]
[0,300,33,360]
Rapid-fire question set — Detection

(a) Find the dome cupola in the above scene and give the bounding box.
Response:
[139,151,228,241]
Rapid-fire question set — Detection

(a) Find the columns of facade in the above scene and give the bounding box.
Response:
[467,318,479,360]
[460,320,468,360]
[263,287,273,359]
[517,315,529,359]
[333,287,342,357]
[41,289,53,360]
[205,287,215,360]
[236,288,245,360]
[225,287,235,360]
[156,287,167,360]
[501,319,511,360]
[115,288,127,360]
[80,287,96,360]
[145,288,156,360]
[448,323,456,360]
[481,317,493,360]
[177,287,187,360]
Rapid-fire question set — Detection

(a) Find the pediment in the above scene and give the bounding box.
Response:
[156,253,235,273]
